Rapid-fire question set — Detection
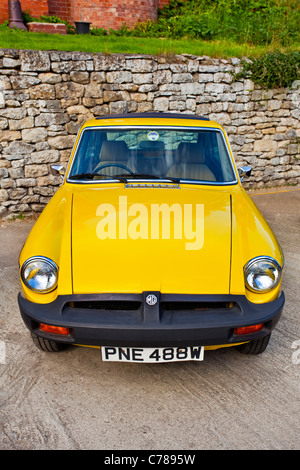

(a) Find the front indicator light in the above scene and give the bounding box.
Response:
[244,256,282,293]
[21,256,58,293]
[40,323,69,336]
[234,324,264,335]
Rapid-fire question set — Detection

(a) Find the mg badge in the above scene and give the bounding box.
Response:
[146,294,158,306]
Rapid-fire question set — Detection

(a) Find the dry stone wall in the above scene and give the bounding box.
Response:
[0,48,300,218]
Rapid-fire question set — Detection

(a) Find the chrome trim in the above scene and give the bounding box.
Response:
[66,125,239,186]
[223,129,240,181]
[50,164,65,179]
[125,182,180,189]
[67,178,238,187]
[21,256,58,294]
[238,166,252,182]
[62,126,82,185]
[244,256,282,293]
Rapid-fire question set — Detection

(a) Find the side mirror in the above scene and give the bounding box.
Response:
[50,164,65,180]
[238,166,252,182]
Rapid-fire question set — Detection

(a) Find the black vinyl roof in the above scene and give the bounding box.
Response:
[96,112,210,121]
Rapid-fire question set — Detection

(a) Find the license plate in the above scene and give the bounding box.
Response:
[101,346,204,363]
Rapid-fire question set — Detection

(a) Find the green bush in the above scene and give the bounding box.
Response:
[233,51,300,88]
[90,27,108,37]
[127,0,300,46]
[20,1,299,47]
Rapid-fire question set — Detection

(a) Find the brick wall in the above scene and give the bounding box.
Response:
[0,2,8,24]
[21,0,49,16]
[1,0,170,29]
[49,0,159,30]
[0,0,49,23]
[158,0,171,8]
[48,0,71,23]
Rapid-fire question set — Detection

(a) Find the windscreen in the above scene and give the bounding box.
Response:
[69,127,236,183]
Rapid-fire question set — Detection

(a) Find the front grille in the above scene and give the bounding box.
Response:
[66,300,141,311]
[161,301,234,311]
[65,300,235,312]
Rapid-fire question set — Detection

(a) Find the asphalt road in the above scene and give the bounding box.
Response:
[0,188,299,450]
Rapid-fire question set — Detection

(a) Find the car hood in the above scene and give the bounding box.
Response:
[71,184,232,295]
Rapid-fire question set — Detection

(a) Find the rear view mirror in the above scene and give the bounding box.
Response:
[238,166,252,182]
[50,164,65,180]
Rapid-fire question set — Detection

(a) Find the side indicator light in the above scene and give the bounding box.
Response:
[234,324,264,335]
[40,323,70,336]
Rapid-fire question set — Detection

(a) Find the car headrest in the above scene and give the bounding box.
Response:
[176,143,205,164]
[100,141,129,161]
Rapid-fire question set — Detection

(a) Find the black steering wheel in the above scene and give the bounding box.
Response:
[94,162,133,173]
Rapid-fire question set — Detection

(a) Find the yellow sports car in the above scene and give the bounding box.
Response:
[18,113,285,362]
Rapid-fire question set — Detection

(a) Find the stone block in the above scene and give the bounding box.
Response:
[22,128,48,143]
[21,50,51,72]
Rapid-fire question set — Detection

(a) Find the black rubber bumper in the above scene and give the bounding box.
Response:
[18,292,285,347]
[18,291,285,347]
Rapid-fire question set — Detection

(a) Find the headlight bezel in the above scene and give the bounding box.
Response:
[21,256,58,294]
[244,256,282,294]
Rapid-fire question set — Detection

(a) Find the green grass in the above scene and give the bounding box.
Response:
[0,28,299,58]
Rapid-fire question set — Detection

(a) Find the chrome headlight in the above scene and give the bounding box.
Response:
[21,256,58,293]
[244,256,282,293]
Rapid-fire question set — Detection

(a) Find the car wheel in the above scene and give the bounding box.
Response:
[236,333,271,355]
[31,333,68,352]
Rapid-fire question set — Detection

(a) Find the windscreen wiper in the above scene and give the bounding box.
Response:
[69,173,127,183]
[114,173,181,184]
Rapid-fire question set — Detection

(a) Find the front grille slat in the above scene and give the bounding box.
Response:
[66,301,141,311]
[161,301,234,311]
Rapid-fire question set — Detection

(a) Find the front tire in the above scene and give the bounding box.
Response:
[31,333,68,352]
[236,333,271,355]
